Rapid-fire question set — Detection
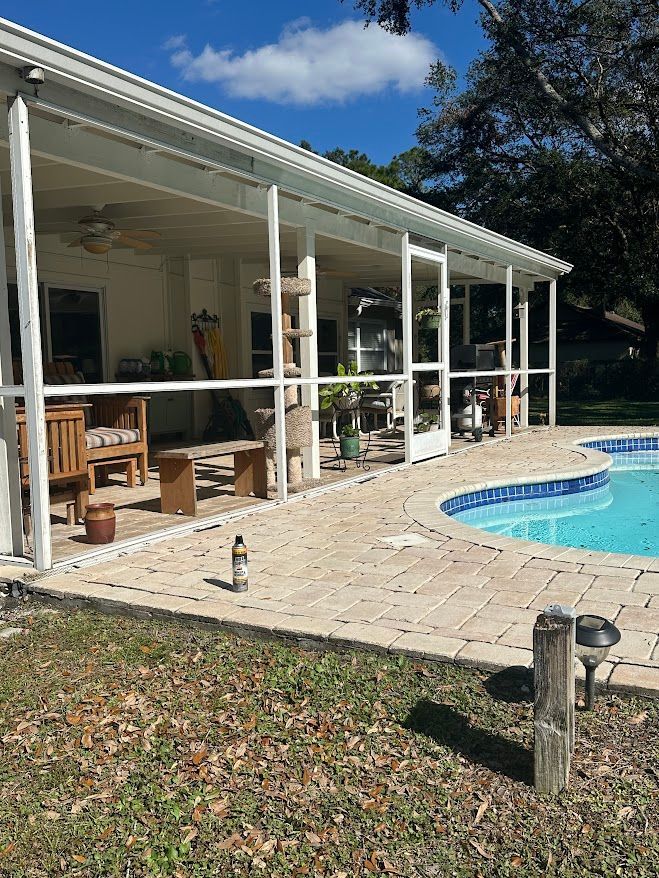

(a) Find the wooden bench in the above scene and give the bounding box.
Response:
[156,440,267,516]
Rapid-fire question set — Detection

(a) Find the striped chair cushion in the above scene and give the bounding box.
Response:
[85,427,140,449]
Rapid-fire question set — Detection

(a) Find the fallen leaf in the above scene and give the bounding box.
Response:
[473,799,490,826]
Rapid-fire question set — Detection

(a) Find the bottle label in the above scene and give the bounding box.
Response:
[233,554,248,581]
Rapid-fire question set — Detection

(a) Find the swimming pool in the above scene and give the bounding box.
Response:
[447,439,659,558]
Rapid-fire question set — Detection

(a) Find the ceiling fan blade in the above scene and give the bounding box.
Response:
[116,234,154,250]
[67,238,83,248]
[113,229,161,239]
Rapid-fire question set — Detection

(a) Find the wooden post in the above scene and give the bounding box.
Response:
[533,612,575,794]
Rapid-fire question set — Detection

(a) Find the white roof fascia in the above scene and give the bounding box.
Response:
[0,18,572,279]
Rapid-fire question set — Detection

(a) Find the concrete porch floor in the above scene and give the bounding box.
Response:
[14,426,658,696]
[45,433,409,562]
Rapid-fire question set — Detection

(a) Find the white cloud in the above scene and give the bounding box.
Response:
[168,20,437,106]
[162,34,187,51]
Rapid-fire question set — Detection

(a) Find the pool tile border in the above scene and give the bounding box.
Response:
[440,468,610,516]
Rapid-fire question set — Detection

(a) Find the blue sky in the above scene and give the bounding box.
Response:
[7,0,486,164]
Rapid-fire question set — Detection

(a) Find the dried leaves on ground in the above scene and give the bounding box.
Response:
[0,610,657,877]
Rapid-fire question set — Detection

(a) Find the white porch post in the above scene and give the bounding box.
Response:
[441,260,451,447]
[505,265,513,438]
[401,232,413,463]
[8,95,51,570]
[548,278,557,426]
[0,176,24,556]
[297,225,320,479]
[463,283,471,344]
[519,287,529,429]
[267,185,288,501]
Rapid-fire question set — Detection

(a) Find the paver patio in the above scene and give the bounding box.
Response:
[6,426,659,696]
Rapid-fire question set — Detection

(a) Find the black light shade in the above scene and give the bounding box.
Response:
[575,615,621,649]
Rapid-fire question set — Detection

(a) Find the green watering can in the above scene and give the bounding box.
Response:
[171,350,192,375]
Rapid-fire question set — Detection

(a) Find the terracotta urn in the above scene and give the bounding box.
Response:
[84,503,116,544]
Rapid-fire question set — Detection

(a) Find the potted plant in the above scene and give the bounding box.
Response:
[339,424,361,459]
[319,362,377,412]
[415,307,441,329]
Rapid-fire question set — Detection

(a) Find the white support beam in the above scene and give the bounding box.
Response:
[441,260,451,447]
[549,278,557,427]
[519,288,529,429]
[0,175,23,557]
[267,185,287,502]
[505,265,513,438]
[297,226,320,480]
[7,95,51,570]
[401,232,413,464]
[463,283,471,345]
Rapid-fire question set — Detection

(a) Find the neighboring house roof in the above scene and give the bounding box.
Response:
[350,288,402,314]
[531,301,645,345]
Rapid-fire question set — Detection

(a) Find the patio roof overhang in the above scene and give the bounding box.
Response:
[0,17,572,283]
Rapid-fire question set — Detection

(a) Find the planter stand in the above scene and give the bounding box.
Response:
[329,409,372,472]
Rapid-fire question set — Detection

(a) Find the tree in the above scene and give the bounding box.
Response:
[347,1,659,356]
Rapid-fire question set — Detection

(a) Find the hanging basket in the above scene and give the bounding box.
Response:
[421,313,441,329]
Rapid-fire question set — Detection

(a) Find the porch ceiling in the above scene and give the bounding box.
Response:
[0,144,495,287]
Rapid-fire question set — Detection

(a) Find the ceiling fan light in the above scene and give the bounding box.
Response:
[81,234,112,255]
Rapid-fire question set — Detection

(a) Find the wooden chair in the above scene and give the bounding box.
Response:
[85,396,149,493]
[16,406,90,525]
[36,364,149,495]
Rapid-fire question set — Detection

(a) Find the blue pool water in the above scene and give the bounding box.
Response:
[454,452,659,557]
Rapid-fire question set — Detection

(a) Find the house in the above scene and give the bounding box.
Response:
[530,301,644,365]
[0,18,571,571]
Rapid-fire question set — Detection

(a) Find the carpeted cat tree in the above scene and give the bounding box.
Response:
[252,276,321,493]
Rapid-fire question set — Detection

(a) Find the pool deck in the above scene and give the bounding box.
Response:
[5,426,659,696]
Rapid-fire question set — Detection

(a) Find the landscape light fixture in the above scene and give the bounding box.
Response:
[575,615,621,710]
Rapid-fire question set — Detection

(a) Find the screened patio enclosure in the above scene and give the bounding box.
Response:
[0,18,571,571]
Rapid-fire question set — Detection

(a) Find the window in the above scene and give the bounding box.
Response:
[317,318,338,375]
[250,311,338,377]
[7,283,105,382]
[348,319,387,372]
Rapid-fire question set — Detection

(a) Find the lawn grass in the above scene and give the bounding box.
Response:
[530,398,659,426]
[0,610,657,877]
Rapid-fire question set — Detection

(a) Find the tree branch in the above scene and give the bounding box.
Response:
[476,0,659,182]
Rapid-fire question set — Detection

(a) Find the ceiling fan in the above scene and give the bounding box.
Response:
[66,208,161,255]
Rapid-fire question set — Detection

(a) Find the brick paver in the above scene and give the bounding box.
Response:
[14,426,659,696]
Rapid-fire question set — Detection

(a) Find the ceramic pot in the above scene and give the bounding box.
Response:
[85,503,116,544]
[340,435,360,459]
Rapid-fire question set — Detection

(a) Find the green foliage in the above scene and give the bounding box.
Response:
[340,424,360,437]
[345,1,659,356]
[318,362,378,409]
